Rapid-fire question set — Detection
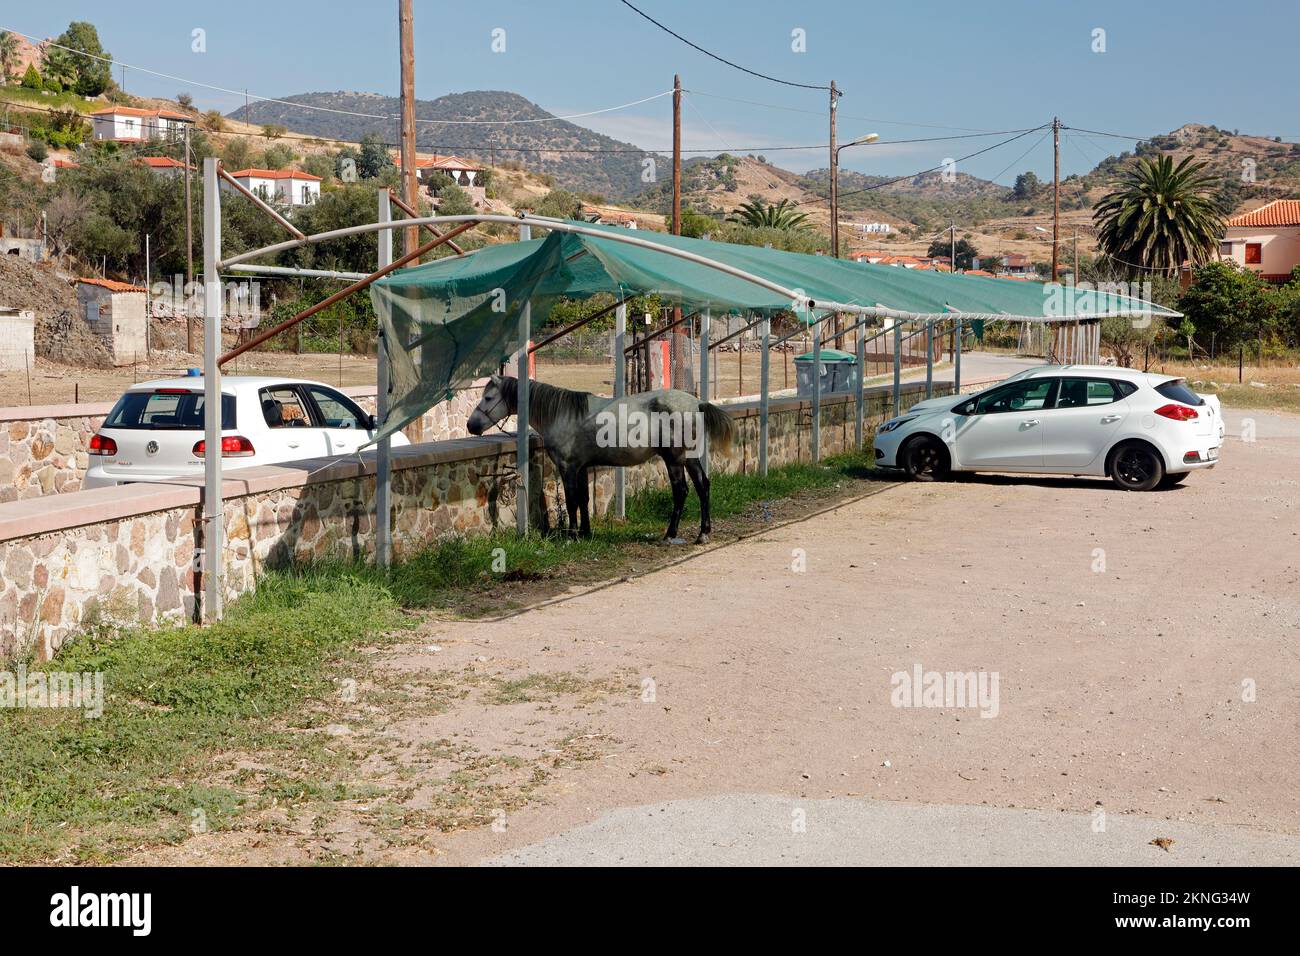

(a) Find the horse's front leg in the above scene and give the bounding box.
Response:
[575,467,592,539]
[560,468,581,540]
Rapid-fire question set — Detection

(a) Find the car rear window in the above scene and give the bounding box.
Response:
[104,390,236,429]
[1154,380,1205,407]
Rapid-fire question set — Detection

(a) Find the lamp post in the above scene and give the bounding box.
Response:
[830,132,880,259]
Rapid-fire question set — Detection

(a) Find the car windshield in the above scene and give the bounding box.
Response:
[1154,379,1205,407]
[104,390,237,430]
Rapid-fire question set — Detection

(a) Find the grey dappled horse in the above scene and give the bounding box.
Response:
[467,375,733,543]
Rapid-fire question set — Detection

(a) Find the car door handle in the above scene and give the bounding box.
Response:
[287,441,300,449]
[1020,419,1040,429]
[1100,415,1122,424]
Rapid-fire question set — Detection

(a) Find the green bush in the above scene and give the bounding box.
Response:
[20,63,41,89]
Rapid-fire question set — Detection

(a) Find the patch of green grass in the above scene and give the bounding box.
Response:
[0,86,100,114]
[0,570,411,863]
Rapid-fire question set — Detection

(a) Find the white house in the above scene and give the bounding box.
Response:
[1219,199,1300,284]
[414,154,486,205]
[91,107,196,143]
[226,168,322,207]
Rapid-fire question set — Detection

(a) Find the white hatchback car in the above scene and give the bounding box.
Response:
[83,375,408,489]
[873,365,1224,491]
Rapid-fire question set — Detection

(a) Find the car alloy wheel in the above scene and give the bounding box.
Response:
[1111,444,1163,492]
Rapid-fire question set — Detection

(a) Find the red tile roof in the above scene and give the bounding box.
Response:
[138,156,193,170]
[77,277,147,293]
[228,168,323,181]
[1226,199,1300,228]
[91,106,195,121]
[413,153,482,171]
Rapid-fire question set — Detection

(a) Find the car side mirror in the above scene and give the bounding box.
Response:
[955,401,974,416]
[366,414,379,431]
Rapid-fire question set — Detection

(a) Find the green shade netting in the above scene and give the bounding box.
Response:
[370,220,1178,440]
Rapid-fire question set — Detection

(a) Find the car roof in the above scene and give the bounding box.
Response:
[124,375,337,394]
[1015,364,1163,384]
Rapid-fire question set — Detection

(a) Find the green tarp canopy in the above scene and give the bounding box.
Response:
[371,220,1178,440]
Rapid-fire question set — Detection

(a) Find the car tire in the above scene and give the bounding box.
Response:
[1158,471,1189,488]
[1110,442,1165,492]
[902,435,950,482]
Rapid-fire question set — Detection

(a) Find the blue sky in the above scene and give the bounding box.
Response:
[11,0,1299,182]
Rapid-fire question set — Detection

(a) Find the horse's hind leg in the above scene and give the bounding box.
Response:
[684,457,711,544]
[663,458,688,543]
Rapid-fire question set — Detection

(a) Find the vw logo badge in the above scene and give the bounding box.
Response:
[146,440,159,456]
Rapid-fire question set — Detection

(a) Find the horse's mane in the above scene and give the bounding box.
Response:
[502,377,591,425]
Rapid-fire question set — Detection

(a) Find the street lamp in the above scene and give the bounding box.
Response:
[1035,224,1079,277]
[830,132,879,259]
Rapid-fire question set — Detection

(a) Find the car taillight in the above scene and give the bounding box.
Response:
[1155,404,1198,421]
[88,434,117,456]
[193,436,256,457]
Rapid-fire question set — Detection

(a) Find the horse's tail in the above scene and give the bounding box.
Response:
[699,401,734,454]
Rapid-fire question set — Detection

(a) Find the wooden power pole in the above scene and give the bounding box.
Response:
[399,0,419,257]
[1051,116,1061,283]
[671,74,682,236]
[184,124,195,353]
[829,80,839,259]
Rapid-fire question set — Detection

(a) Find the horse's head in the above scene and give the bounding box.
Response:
[467,375,514,436]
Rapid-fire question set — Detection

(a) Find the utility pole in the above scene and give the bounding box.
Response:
[399,0,419,257]
[1051,116,1061,283]
[671,74,682,236]
[950,220,956,273]
[1073,229,1079,279]
[184,124,195,353]
[829,80,839,258]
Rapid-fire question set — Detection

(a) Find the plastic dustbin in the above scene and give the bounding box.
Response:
[794,348,858,397]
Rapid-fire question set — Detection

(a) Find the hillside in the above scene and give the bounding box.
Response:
[227,90,654,200]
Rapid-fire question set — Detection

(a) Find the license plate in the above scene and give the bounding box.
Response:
[1207,447,1219,461]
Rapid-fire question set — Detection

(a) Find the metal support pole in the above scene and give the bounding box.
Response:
[375,190,393,568]
[759,315,770,476]
[954,317,963,393]
[892,320,902,414]
[201,158,223,624]
[854,325,865,449]
[812,312,822,462]
[516,223,531,534]
[699,309,710,474]
[613,300,626,518]
[925,319,934,399]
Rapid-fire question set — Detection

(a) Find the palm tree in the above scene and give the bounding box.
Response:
[1093,154,1225,277]
[728,197,809,231]
[0,32,20,84]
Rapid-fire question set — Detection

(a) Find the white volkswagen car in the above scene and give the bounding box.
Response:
[83,376,408,489]
[873,365,1223,491]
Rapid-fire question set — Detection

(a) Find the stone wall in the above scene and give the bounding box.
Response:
[0,382,947,660]
[0,384,484,502]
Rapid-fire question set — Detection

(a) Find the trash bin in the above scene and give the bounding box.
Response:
[794,349,858,397]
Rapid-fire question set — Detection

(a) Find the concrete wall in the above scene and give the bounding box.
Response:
[0,308,34,372]
[75,287,149,366]
[0,382,946,660]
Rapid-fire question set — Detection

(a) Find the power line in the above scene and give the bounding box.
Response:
[617,1,830,91]
[687,88,1018,134]
[795,124,1052,205]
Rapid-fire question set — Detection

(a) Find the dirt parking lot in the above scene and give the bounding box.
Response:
[135,405,1300,866]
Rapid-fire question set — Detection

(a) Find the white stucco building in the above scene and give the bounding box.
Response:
[1219,199,1300,284]
[91,107,196,143]
[226,168,322,207]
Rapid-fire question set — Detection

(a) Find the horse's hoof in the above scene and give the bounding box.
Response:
[695,533,710,545]
[665,536,688,546]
